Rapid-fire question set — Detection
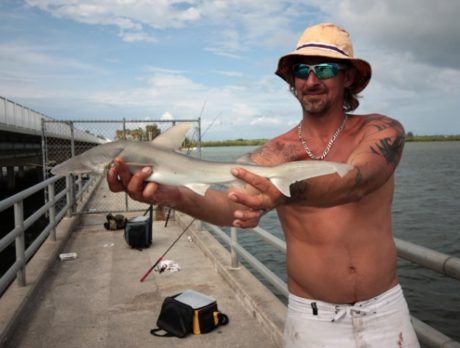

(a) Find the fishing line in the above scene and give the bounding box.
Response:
[141,109,219,282]
[139,219,196,282]
[201,112,222,140]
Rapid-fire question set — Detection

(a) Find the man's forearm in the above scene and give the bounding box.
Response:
[288,167,363,207]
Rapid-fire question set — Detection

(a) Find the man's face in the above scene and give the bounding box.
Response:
[292,58,350,116]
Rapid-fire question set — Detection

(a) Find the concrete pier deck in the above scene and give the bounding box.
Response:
[0,203,286,347]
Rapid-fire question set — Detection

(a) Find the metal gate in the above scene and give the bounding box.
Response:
[41,119,201,214]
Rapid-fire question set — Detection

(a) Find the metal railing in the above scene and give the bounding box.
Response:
[0,174,96,295]
[204,223,460,348]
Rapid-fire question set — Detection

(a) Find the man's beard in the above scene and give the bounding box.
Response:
[297,93,331,115]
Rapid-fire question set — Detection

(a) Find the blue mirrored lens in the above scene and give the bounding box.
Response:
[315,64,338,78]
[293,63,340,80]
[293,65,311,79]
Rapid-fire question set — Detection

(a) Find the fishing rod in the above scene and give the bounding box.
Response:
[201,112,222,140]
[139,219,196,282]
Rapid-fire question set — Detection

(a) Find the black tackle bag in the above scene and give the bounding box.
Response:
[151,290,229,338]
[104,213,127,231]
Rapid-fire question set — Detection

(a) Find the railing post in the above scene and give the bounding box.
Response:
[69,121,77,214]
[198,117,202,158]
[66,174,74,218]
[41,118,48,204]
[48,181,56,241]
[230,227,239,268]
[78,174,83,203]
[123,118,129,211]
[14,201,26,286]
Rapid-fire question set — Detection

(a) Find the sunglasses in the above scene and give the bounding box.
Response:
[292,63,347,80]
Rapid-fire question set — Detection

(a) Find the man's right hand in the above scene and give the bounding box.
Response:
[107,157,180,205]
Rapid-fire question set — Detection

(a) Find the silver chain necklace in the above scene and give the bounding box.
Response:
[297,115,347,160]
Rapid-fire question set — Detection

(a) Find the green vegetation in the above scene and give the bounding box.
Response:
[114,124,460,146]
[405,133,460,142]
[198,134,460,147]
[197,133,460,147]
[200,138,267,147]
[114,124,161,141]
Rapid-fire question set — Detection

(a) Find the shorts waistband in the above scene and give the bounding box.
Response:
[288,284,403,322]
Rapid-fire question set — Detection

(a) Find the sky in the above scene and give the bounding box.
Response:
[1,0,459,140]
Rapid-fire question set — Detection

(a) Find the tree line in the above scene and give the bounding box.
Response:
[113,124,459,146]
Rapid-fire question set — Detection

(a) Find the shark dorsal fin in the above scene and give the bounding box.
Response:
[152,122,193,149]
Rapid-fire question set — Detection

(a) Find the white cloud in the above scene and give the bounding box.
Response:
[250,116,283,126]
[25,0,202,43]
[0,42,108,99]
[161,112,174,120]
[0,43,105,75]
[205,29,244,58]
[86,69,297,138]
[25,0,306,51]
[216,71,244,78]
[309,0,460,69]
[119,30,157,43]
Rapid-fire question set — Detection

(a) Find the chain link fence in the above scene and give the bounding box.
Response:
[42,119,201,214]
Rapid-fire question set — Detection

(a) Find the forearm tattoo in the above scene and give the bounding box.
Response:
[354,167,363,186]
[289,181,308,202]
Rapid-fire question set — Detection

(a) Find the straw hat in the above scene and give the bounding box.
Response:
[276,23,372,94]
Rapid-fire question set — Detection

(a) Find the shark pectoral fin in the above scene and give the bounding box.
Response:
[185,183,210,196]
[269,178,292,197]
[334,163,353,177]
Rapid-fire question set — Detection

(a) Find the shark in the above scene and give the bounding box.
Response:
[51,122,353,197]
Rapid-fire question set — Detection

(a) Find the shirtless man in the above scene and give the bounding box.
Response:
[108,23,419,347]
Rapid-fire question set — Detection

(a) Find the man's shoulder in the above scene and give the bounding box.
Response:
[351,113,404,134]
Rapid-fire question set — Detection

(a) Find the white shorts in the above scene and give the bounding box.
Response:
[284,284,420,348]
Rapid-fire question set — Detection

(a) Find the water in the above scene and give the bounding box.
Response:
[199,142,460,342]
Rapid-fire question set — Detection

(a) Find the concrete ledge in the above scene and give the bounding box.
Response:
[0,177,101,346]
[176,213,287,348]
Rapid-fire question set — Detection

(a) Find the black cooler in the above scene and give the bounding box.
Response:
[124,206,153,248]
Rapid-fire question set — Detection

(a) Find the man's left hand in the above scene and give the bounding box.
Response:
[228,167,286,227]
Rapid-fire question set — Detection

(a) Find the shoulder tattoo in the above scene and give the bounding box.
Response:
[363,115,404,132]
[367,117,405,165]
[370,135,404,165]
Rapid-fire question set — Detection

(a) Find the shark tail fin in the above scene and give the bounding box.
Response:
[51,141,125,176]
